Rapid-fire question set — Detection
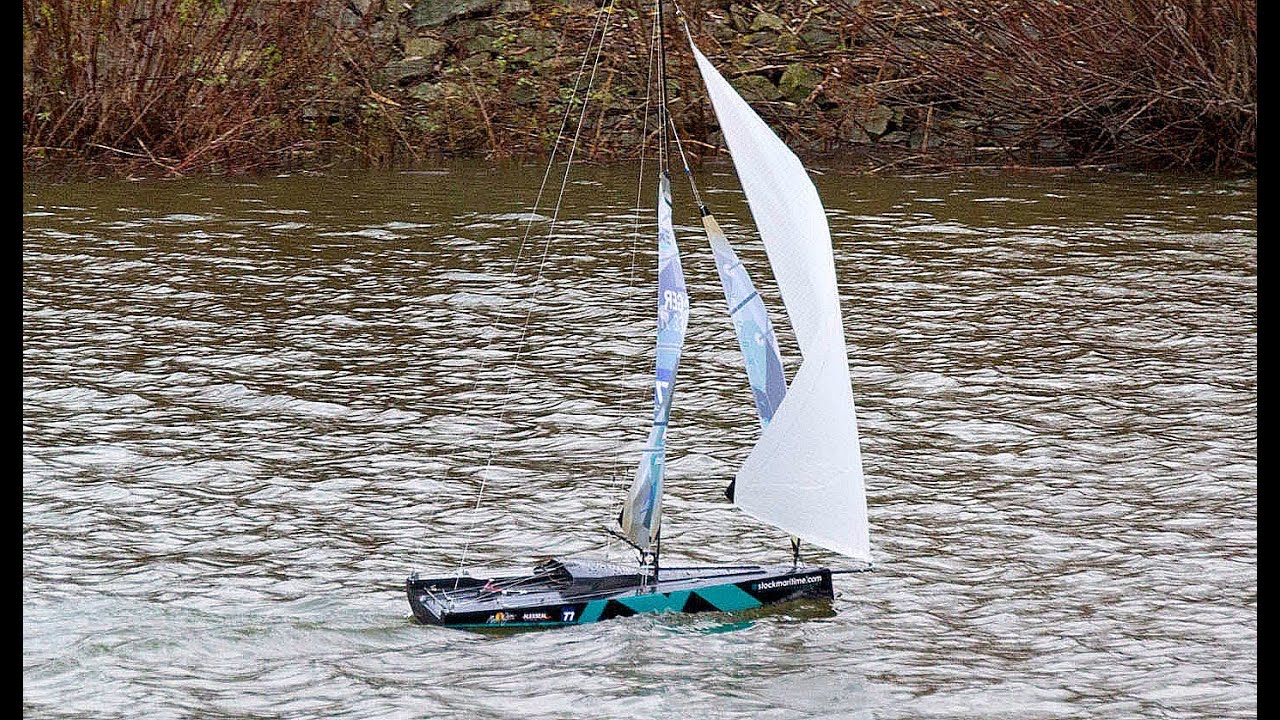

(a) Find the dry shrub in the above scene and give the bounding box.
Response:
[22,0,1256,173]
[22,0,391,175]
[878,0,1256,170]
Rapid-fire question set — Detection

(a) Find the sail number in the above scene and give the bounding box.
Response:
[663,289,687,314]
[654,379,670,405]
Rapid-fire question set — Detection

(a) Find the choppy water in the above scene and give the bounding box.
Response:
[23,164,1255,719]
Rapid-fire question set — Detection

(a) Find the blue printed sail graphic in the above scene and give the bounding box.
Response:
[620,172,689,551]
[702,212,787,427]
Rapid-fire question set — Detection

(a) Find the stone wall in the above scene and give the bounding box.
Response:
[353,0,974,162]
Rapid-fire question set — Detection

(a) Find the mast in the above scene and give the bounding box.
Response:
[656,0,670,175]
[616,0,689,574]
[653,0,668,576]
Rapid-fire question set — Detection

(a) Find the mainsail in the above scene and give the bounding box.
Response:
[689,39,871,562]
[619,172,689,551]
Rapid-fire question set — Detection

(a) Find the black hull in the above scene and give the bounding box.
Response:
[406,558,834,629]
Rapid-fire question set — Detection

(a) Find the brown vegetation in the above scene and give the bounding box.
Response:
[21,0,1256,176]
[876,0,1257,171]
[21,0,392,175]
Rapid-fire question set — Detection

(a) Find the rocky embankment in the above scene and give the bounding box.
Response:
[357,0,980,164]
[22,0,1255,174]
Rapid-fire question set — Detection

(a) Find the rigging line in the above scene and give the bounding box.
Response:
[512,2,610,274]
[454,0,621,585]
[656,0,671,173]
[671,0,704,78]
[669,0,710,194]
[630,2,661,312]
[448,0,609,470]
[542,0,619,278]
[669,0,691,34]
[413,11,610,574]
[604,0,662,560]
[666,112,706,210]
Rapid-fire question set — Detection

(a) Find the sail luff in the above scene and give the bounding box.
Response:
[688,38,870,562]
[619,172,689,551]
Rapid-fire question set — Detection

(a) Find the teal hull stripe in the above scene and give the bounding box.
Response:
[618,590,690,614]
[449,580,782,628]
[579,599,607,624]
[695,583,763,612]
[608,581,764,617]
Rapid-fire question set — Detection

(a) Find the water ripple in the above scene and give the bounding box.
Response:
[24,167,1254,719]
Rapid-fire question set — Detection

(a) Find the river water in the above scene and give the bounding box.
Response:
[23,163,1255,719]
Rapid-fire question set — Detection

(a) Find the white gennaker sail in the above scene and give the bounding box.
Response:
[689,40,871,563]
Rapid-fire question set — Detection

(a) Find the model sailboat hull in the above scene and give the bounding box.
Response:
[406,560,833,628]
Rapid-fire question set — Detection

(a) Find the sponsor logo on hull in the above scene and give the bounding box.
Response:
[752,574,823,592]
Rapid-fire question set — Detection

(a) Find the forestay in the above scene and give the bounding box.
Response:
[689,40,870,562]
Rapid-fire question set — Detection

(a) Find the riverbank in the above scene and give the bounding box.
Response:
[23,0,1255,178]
